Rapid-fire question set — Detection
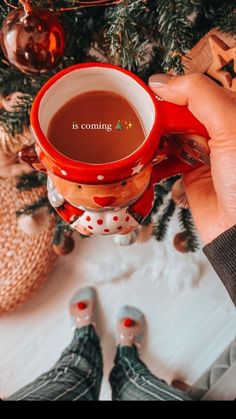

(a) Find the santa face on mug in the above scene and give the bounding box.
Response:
[49,165,152,211]
[47,165,152,236]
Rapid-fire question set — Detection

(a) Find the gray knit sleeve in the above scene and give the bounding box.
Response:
[203,226,236,307]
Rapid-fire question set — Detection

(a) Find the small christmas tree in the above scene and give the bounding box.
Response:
[116,120,123,130]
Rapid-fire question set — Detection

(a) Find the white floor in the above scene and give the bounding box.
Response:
[0,226,235,400]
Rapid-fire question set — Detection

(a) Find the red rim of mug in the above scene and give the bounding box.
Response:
[30,62,162,183]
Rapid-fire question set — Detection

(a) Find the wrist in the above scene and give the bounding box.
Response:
[202,220,236,245]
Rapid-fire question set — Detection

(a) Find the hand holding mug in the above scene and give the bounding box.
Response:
[149,73,236,245]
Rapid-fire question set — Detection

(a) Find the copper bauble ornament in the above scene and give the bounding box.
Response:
[173,232,189,253]
[0,6,65,73]
[53,235,75,256]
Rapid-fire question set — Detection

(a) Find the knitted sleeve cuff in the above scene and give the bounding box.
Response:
[203,225,236,307]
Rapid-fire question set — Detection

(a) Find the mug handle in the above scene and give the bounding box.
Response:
[151,99,210,185]
[18,144,47,173]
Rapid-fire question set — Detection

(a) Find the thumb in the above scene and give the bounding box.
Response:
[148,73,236,140]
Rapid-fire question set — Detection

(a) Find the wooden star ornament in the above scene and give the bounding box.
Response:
[207,35,236,91]
[181,29,236,92]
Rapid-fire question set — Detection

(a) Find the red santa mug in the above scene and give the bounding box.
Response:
[20,63,209,237]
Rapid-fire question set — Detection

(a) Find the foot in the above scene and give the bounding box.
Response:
[117,306,145,347]
[69,287,97,329]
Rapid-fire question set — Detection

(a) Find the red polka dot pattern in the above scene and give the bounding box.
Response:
[80,206,137,235]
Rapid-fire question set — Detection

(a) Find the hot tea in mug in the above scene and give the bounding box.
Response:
[47,91,146,163]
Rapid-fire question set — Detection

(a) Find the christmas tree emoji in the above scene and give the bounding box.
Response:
[116,120,123,130]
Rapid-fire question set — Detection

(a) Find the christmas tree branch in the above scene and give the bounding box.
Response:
[142,175,181,225]
[178,207,199,252]
[201,1,236,35]
[17,172,47,191]
[16,196,50,216]
[153,198,176,241]
[154,0,201,73]
[103,0,149,70]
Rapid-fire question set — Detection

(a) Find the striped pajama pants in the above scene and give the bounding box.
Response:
[8,325,192,401]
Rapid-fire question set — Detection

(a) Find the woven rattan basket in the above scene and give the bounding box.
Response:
[0,177,57,315]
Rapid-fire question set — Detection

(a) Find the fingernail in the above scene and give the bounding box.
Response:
[180,150,199,165]
[186,139,210,165]
[148,74,173,88]
[198,154,211,166]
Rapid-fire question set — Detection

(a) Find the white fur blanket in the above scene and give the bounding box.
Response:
[78,213,204,291]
